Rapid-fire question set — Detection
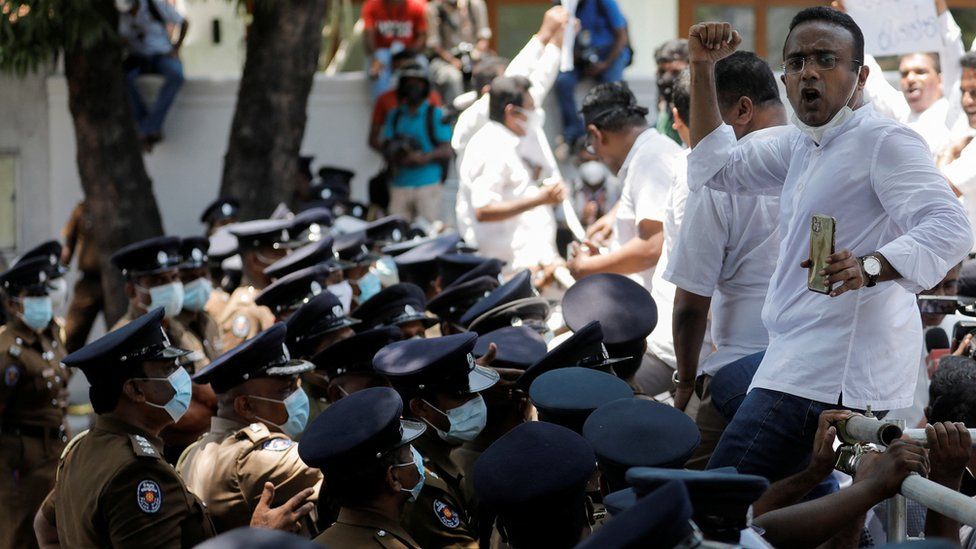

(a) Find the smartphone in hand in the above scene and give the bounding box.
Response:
[807,214,836,295]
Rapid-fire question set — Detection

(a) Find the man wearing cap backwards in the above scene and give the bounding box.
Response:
[0,258,70,549]
[48,308,315,547]
[374,332,499,548]
[176,237,224,362]
[300,387,426,548]
[219,219,293,351]
[111,236,216,463]
[177,324,323,534]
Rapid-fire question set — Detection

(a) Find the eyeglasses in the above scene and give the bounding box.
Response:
[782,53,861,75]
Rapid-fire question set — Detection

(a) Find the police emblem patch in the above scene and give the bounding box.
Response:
[433,499,460,528]
[136,480,162,513]
[3,365,20,387]
[231,315,251,338]
[262,438,294,452]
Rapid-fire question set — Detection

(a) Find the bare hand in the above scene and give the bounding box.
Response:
[808,410,853,478]
[800,248,865,297]
[855,440,929,499]
[937,135,973,168]
[476,343,497,366]
[926,421,972,488]
[673,386,694,412]
[538,181,567,206]
[450,57,463,70]
[369,58,383,78]
[585,61,609,78]
[953,333,974,356]
[830,0,847,13]
[249,482,315,532]
[586,213,614,244]
[688,22,742,64]
[935,0,948,15]
[402,151,427,167]
[538,6,569,44]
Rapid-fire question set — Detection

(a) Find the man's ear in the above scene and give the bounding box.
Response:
[386,460,404,493]
[408,397,427,420]
[586,124,604,146]
[122,379,145,403]
[780,73,786,87]
[234,394,255,419]
[735,96,755,126]
[326,383,345,403]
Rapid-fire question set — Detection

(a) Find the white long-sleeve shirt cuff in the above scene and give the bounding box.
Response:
[687,124,736,192]
[879,237,951,293]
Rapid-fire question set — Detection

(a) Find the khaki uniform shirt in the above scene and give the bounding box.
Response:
[205,288,232,324]
[316,508,421,548]
[402,433,478,548]
[176,309,224,362]
[217,286,276,351]
[177,418,322,534]
[54,415,215,548]
[0,319,69,428]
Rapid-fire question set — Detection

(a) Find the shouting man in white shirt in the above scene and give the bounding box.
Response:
[456,76,566,273]
[665,51,788,469]
[941,52,976,246]
[688,10,972,483]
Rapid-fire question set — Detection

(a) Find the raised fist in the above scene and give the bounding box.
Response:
[688,22,742,64]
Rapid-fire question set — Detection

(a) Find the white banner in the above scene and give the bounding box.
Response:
[845,0,941,57]
[560,0,579,72]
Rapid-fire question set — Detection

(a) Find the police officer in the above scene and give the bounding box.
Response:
[351,283,439,339]
[110,236,216,462]
[52,308,314,547]
[0,258,69,549]
[427,276,499,335]
[178,324,323,534]
[458,270,551,337]
[177,237,224,361]
[374,333,499,548]
[530,367,633,434]
[299,387,426,548]
[200,196,241,236]
[473,421,598,548]
[288,207,333,248]
[221,219,292,350]
[60,200,102,352]
[14,240,71,318]
[256,265,338,322]
[334,232,382,309]
[394,234,468,299]
[286,291,360,360]
[576,480,698,548]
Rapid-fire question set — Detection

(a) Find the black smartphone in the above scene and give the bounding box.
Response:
[918,296,960,315]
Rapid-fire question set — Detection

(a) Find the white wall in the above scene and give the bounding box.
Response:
[620,0,679,78]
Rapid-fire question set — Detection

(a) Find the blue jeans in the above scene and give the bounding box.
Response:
[125,54,185,136]
[709,351,765,423]
[555,46,631,144]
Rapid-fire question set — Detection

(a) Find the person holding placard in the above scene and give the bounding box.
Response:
[834,0,965,153]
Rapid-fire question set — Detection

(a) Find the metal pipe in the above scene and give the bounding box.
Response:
[886,494,907,542]
[900,474,976,526]
[837,415,904,445]
[902,429,976,447]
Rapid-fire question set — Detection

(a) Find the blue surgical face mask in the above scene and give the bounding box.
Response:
[181,278,213,313]
[328,281,354,314]
[138,281,184,318]
[252,388,310,439]
[393,445,426,502]
[374,256,400,286]
[138,366,193,422]
[18,296,53,332]
[356,271,382,303]
[423,395,488,444]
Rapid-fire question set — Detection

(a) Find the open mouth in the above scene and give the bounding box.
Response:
[905,85,922,99]
[800,88,821,104]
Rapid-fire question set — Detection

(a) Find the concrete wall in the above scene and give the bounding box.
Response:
[620,0,679,77]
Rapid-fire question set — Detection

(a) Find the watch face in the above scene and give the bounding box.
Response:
[864,257,882,276]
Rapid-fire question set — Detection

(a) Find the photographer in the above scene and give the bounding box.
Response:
[381,64,454,223]
[426,0,492,106]
[554,0,630,148]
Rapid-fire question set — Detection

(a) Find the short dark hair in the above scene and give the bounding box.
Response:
[473,56,510,93]
[786,7,865,66]
[654,39,688,65]
[929,356,976,427]
[488,76,531,123]
[714,51,782,113]
[961,52,976,71]
[900,52,941,74]
[580,82,650,132]
[671,69,691,124]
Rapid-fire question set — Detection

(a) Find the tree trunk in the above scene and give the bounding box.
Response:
[219,0,329,219]
[63,5,164,326]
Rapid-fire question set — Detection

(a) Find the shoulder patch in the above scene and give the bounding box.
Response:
[261,438,293,452]
[136,480,162,513]
[3,365,20,387]
[231,315,251,338]
[129,434,160,459]
[433,498,460,528]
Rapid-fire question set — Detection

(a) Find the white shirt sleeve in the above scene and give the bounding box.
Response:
[628,148,676,223]
[873,126,974,292]
[943,140,976,194]
[688,124,794,196]
[153,0,185,25]
[664,188,729,297]
[939,10,965,102]
[505,36,544,78]
[451,97,488,155]
[862,54,910,121]
[528,43,562,105]
[469,157,510,209]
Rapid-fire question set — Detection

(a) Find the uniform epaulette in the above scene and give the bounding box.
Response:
[238,422,271,443]
[129,434,162,459]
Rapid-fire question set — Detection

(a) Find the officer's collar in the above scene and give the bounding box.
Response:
[335,507,418,546]
[414,427,463,480]
[94,414,163,448]
[7,317,43,346]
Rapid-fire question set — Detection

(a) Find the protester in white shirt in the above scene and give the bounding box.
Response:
[941,53,976,246]
[456,76,566,272]
[853,0,964,153]
[662,53,788,470]
[688,12,972,483]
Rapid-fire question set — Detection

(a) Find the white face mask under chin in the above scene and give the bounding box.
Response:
[790,70,861,146]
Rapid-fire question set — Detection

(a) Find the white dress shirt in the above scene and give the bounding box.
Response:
[664,126,790,376]
[942,139,976,247]
[451,36,561,162]
[612,128,683,293]
[862,11,965,153]
[456,121,558,270]
[688,105,972,410]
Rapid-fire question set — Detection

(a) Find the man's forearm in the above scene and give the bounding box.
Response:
[672,289,710,384]
[173,21,188,50]
[575,231,663,277]
[603,28,628,64]
[752,467,830,517]
[475,196,543,222]
[365,31,377,54]
[689,61,724,147]
[426,143,453,162]
[756,481,885,548]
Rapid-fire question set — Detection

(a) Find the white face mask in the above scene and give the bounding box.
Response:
[790,68,862,145]
[137,281,184,318]
[515,107,544,134]
[328,281,354,314]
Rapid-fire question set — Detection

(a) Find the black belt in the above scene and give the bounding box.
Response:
[0,423,67,441]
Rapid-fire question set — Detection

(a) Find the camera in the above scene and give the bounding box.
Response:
[383,136,422,165]
[952,320,976,357]
[574,30,602,71]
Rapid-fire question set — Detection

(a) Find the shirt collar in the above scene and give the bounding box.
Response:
[94,415,164,449]
[211,416,248,435]
[804,102,875,149]
[486,121,522,148]
[336,507,419,546]
[617,127,661,179]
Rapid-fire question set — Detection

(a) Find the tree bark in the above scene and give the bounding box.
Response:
[63,4,164,325]
[219,0,329,219]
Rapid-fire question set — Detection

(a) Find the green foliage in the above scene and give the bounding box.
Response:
[0,0,117,75]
